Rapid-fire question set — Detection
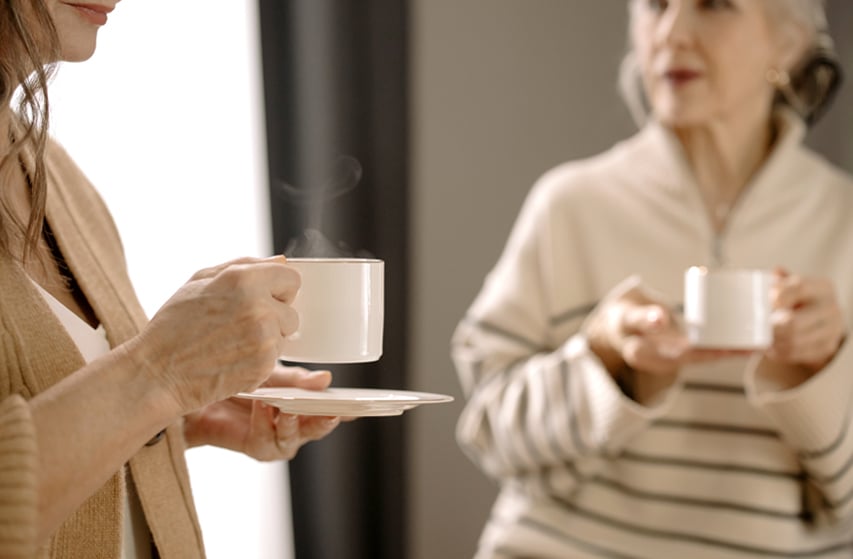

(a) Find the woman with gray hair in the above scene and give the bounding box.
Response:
[453,0,851,557]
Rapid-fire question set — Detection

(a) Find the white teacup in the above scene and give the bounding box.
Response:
[683,266,773,350]
[281,257,384,364]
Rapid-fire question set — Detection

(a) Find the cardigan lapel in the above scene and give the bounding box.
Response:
[14,137,205,558]
[40,140,148,347]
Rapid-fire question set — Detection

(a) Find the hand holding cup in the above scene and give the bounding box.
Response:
[683,266,845,375]
[766,268,845,373]
[126,256,300,414]
[586,276,688,378]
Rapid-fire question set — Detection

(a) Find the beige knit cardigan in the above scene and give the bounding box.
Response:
[0,137,205,558]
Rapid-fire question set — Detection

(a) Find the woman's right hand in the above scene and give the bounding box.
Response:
[585,276,688,378]
[124,256,300,415]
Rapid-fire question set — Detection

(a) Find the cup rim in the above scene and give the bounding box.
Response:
[686,265,771,277]
[283,257,383,264]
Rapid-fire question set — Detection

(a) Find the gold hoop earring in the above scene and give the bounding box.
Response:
[766,67,790,88]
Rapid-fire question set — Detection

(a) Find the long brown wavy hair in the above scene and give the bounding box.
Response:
[0,0,60,263]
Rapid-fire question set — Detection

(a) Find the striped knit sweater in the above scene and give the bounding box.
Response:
[452,111,853,558]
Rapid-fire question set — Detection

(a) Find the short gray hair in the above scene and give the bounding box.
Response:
[618,0,842,127]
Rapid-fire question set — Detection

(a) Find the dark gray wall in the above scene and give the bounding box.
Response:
[809,0,853,170]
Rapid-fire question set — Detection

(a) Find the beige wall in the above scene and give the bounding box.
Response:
[407,2,633,557]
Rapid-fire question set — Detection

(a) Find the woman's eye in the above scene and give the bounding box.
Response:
[647,0,669,11]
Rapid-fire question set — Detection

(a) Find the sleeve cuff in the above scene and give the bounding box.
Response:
[565,336,681,454]
[0,395,38,559]
[746,339,853,452]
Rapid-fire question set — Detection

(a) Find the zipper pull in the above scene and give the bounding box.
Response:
[712,235,724,266]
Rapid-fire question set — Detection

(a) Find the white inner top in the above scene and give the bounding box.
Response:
[30,279,152,559]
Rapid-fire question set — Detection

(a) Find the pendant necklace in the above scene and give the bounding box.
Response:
[708,192,736,267]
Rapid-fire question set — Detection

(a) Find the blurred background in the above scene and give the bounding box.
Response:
[47,1,852,558]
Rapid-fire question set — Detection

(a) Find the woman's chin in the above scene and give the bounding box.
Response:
[59,38,98,63]
[652,108,711,129]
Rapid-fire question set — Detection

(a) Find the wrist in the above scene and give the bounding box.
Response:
[801,334,845,376]
[587,336,626,377]
[115,338,184,422]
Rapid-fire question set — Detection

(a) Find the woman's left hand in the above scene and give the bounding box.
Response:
[183,364,341,461]
[767,268,846,375]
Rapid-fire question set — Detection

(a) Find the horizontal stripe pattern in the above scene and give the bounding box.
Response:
[550,302,597,328]
[480,487,853,558]
[456,319,853,556]
[552,494,851,557]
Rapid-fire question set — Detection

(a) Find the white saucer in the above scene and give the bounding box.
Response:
[235,387,455,417]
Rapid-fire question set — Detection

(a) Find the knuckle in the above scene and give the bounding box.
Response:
[773,320,792,340]
[256,451,275,463]
[215,266,254,293]
[245,439,263,460]
[242,314,276,344]
[190,267,215,281]
[285,268,302,289]
[622,339,642,367]
[244,300,272,323]
[283,307,300,336]
[284,446,298,461]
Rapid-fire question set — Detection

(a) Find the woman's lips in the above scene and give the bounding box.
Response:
[663,69,702,86]
[66,3,112,25]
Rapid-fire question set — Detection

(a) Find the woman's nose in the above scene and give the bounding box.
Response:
[655,3,695,48]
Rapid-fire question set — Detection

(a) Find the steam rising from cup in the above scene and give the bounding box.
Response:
[276,155,370,258]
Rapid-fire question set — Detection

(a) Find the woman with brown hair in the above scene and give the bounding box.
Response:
[0,1,340,557]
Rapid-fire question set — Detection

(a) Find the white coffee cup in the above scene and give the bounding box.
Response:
[683,266,773,350]
[281,258,384,364]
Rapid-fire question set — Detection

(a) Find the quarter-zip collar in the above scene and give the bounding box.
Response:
[629,109,807,265]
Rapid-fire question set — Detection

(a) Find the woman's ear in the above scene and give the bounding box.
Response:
[775,21,811,73]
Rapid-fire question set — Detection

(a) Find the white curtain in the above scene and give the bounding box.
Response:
[49,2,293,558]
